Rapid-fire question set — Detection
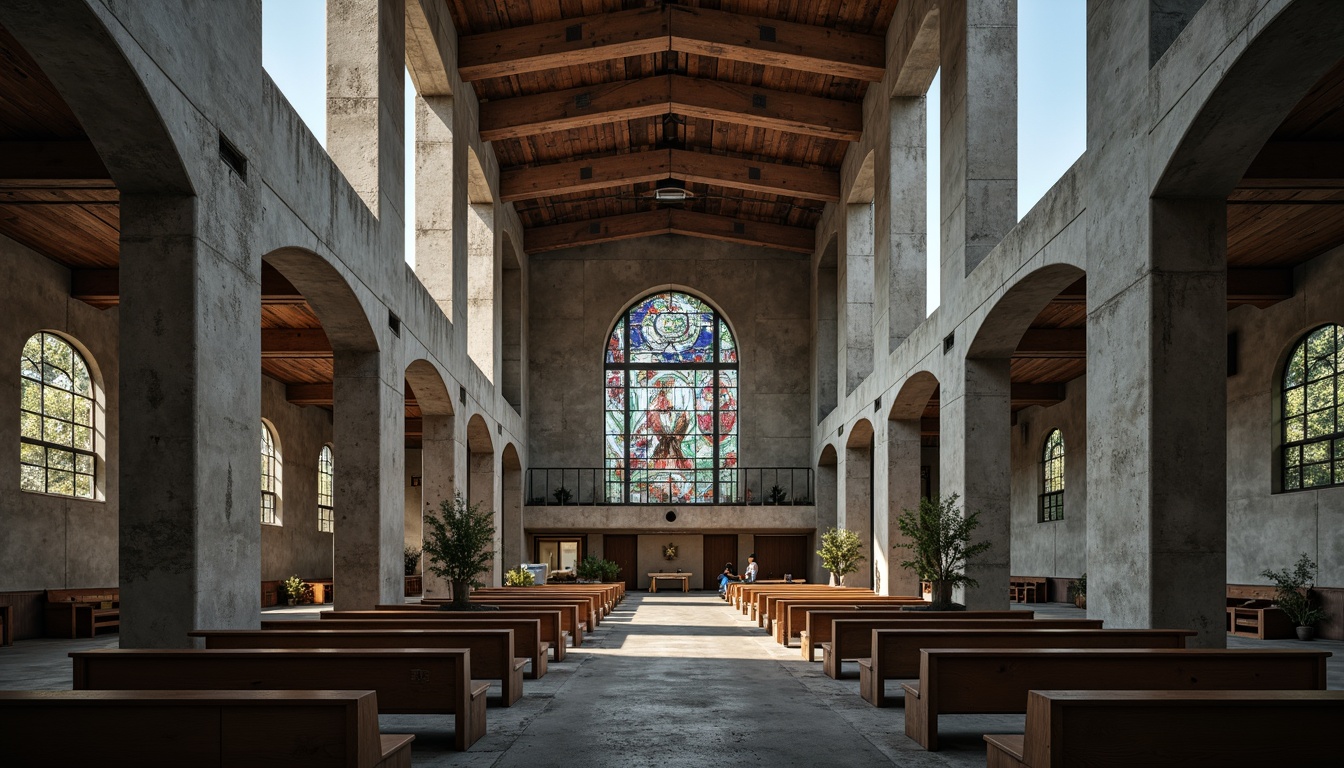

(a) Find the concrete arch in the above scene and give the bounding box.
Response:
[1154,0,1344,198]
[848,149,877,204]
[405,358,455,417]
[889,370,940,421]
[466,413,499,584]
[467,148,493,205]
[818,443,838,466]
[846,418,875,449]
[466,413,495,455]
[263,248,379,355]
[967,263,1086,359]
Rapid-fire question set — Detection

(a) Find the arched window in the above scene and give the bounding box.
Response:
[317,444,334,532]
[604,291,738,503]
[1281,324,1344,491]
[20,332,97,499]
[260,422,280,524]
[1039,429,1064,522]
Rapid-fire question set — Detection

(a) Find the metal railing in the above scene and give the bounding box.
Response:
[524,467,814,506]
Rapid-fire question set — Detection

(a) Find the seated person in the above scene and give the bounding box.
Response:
[743,553,759,583]
[718,562,740,595]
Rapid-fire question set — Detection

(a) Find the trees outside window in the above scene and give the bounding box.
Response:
[1281,324,1344,491]
[20,332,97,499]
[1039,429,1064,522]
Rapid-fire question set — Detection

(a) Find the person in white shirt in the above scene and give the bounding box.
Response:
[743,553,759,583]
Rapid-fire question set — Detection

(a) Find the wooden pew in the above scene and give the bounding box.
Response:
[905,648,1329,751]
[802,610,1029,662]
[763,592,919,634]
[824,618,1104,678]
[753,587,874,625]
[44,588,119,639]
[191,628,527,707]
[71,648,488,751]
[376,603,581,649]
[731,583,843,614]
[774,597,928,643]
[0,689,414,767]
[858,628,1196,707]
[983,690,1344,768]
[470,590,603,625]
[300,613,555,673]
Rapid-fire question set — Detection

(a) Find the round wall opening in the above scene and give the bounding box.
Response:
[665,510,677,522]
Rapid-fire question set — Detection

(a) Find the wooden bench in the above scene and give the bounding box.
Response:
[1009,576,1046,603]
[192,628,528,707]
[379,603,580,649]
[983,690,1344,768]
[763,592,917,634]
[1226,583,1295,639]
[903,648,1329,751]
[0,689,413,767]
[473,588,606,621]
[450,593,599,630]
[647,573,690,592]
[302,613,554,674]
[774,597,929,643]
[44,588,119,639]
[858,627,1195,707]
[802,610,1028,662]
[72,648,487,751]
[754,587,874,625]
[824,617,1104,678]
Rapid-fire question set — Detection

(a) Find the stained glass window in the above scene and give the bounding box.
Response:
[317,444,334,532]
[604,292,738,503]
[261,422,280,525]
[20,332,96,499]
[1281,325,1344,491]
[1039,429,1064,522]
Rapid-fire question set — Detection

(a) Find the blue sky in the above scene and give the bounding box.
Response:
[261,1,1086,312]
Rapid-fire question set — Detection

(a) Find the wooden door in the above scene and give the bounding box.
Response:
[603,535,638,592]
[703,534,737,591]
[752,535,809,581]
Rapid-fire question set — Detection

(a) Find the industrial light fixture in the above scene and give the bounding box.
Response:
[651,177,693,201]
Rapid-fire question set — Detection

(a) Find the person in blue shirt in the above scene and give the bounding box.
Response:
[718,562,740,595]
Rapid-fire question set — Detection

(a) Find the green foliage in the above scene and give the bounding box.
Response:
[504,566,535,587]
[893,494,993,589]
[403,545,421,576]
[600,558,622,582]
[423,493,496,607]
[1261,553,1328,627]
[280,575,305,601]
[766,485,788,504]
[577,556,622,582]
[553,486,573,505]
[1068,572,1087,600]
[817,528,865,579]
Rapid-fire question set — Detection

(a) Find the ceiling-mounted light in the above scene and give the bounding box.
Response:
[651,177,693,201]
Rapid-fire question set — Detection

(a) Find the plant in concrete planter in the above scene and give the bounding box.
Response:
[403,545,421,576]
[766,485,788,505]
[1068,572,1087,609]
[893,494,992,609]
[423,493,496,610]
[600,558,622,583]
[817,527,865,586]
[1261,553,1328,641]
[504,566,535,587]
[280,575,305,606]
[576,556,621,583]
[552,486,573,505]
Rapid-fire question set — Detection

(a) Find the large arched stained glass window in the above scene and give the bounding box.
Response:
[20,332,97,499]
[1281,324,1344,491]
[1039,429,1064,522]
[605,292,738,504]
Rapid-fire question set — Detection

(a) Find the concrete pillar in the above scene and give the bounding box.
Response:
[501,261,523,411]
[332,349,404,609]
[815,258,839,421]
[814,456,838,582]
[117,194,260,648]
[886,418,924,596]
[326,0,405,228]
[887,96,928,348]
[843,204,875,394]
[940,357,1011,609]
[939,0,1016,284]
[414,94,455,319]
[467,203,497,380]
[467,445,499,586]
[419,414,455,599]
[837,442,874,589]
[501,460,524,571]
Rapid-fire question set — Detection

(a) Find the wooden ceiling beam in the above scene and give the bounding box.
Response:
[1013,328,1086,359]
[70,264,309,307]
[261,329,332,359]
[287,383,419,408]
[479,75,862,143]
[499,148,840,203]
[457,7,884,83]
[1227,267,1294,306]
[524,209,815,254]
[0,140,110,183]
[1239,141,1344,189]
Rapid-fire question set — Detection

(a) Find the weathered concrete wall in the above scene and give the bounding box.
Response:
[259,377,335,582]
[0,235,119,592]
[1010,378,1087,580]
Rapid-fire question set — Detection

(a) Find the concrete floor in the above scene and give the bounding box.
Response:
[1,595,1341,767]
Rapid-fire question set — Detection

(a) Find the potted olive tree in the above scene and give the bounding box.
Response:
[423,493,496,610]
[280,575,306,606]
[893,494,992,609]
[817,527,865,586]
[1261,554,1329,641]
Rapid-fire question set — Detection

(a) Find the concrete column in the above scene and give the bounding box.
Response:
[332,349,404,609]
[844,204,875,394]
[501,461,524,571]
[118,194,260,647]
[467,203,496,379]
[886,418,924,596]
[940,357,1011,609]
[327,0,405,227]
[419,413,455,599]
[814,457,838,582]
[414,94,455,319]
[888,96,928,348]
[940,0,1016,284]
[815,259,839,421]
[467,446,499,586]
[837,443,874,589]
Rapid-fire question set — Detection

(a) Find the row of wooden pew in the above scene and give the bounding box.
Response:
[1,583,624,767]
[724,582,1344,766]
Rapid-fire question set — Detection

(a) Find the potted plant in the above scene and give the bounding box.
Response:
[766,485,788,505]
[1260,553,1329,641]
[280,575,305,606]
[403,545,421,577]
[552,486,573,505]
[893,494,993,609]
[423,493,496,610]
[817,527,865,586]
[504,566,535,587]
[600,558,622,583]
[1068,572,1087,609]
[576,556,621,583]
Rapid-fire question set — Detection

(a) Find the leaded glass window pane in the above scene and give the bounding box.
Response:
[1281,325,1344,492]
[261,424,279,524]
[19,332,96,499]
[317,445,334,533]
[1039,429,1064,522]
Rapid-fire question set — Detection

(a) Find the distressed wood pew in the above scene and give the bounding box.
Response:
[753,587,875,625]
[469,591,602,627]
[803,610,1028,662]
[375,604,580,650]
[305,613,555,673]
[824,618,1104,678]
[774,597,929,643]
[858,628,1196,707]
[983,690,1344,768]
[191,628,527,707]
[905,648,1330,751]
[71,648,487,751]
[763,593,921,634]
[0,689,414,768]
[732,584,847,614]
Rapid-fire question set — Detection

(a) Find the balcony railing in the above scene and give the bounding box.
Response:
[525,467,814,506]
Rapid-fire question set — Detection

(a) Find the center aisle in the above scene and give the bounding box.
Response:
[403,592,1002,767]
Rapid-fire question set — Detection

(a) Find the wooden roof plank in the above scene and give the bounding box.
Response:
[667,6,885,82]
[459,7,669,81]
[669,75,862,142]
